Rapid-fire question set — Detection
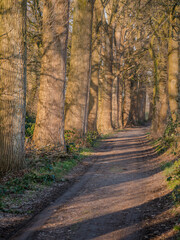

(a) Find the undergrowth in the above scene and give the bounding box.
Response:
[151,117,179,155]
[163,159,180,206]
[151,118,180,234]
[0,123,100,213]
[162,159,180,234]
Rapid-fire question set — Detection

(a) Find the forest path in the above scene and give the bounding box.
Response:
[13,127,171,240]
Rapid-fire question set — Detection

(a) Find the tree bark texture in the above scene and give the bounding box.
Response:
[0,0,27,172]
[65,0,94,135]
[97,25,113,133]
[88,0,102,132]
[33,0,69,148]
[168,8,179,122]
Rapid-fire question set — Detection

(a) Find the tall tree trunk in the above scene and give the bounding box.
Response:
[97,25,113,133]
[128,79,138,125]
[168,7,179,122]
[26,0,43,118]
[149,36,159,135]
[156,42,168,136]
[88,0,102,132]
[122,79,131,127]
[0,0,27,172]
[150,35,169,137]
[137,80,146,124]
[65,0,94,135]
[33,0,69,149]
[112,75,119,129]
[115,26,127,128]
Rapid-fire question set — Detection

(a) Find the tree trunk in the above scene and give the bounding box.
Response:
[26,0,43,118]
[115,26,127,128]
[65,0,94,136]
[33,0,69,149]
[88,0,102,132]
[137,80,146,124]
[112,76,119,129]
[0,0,27,172]
[149,36,159,135]
[122,79,131,127]
[128,79,139,125]
[97,25,113,133]
[168,8,179,122]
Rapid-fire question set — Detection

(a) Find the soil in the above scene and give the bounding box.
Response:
[1,127,179,240]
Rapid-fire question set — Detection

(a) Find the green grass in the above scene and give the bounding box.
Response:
[0,126,105,213]
[0,144,96,213]
[162,159,180,206]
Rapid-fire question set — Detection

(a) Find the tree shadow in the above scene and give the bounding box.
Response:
[32,193,175,240]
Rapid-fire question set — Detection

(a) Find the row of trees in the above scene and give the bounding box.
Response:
[0,0,179,172]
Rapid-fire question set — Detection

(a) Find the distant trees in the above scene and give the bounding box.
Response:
[0,0,27,172]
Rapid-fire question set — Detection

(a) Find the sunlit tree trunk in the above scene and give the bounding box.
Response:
[112,75,119,129]
[168,7,179,122]
[149,36,159,135]
[88,0,102,132]
[157,43,168,136]
[0,0,27,172]
[112,25,123,130]
[65,0,94,135]
[33,0,69,149]
[26,0,43,118]
[116,27,127,128]
[150,34,169,137]
[97,25,113,133]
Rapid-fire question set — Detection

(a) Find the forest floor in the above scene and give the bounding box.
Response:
[1,127,179,240]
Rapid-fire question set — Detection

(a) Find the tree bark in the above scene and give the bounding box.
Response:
[88,0,102,132]
[65,0,94,136]
[128,79,139,125]
[122,79,131,127]
[137,80,146,124]
[97,24,113,133]
[168,7,179,122]
[0,0,27,172]
[33,0,69,149]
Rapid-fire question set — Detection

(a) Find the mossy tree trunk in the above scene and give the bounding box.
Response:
[150,34,169,137]
[168,6,179,122]
[0,0,27,172]
[65,0,94,136]
[33,0,69,149]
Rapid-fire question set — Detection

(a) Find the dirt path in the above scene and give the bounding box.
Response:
[11,127,175,240]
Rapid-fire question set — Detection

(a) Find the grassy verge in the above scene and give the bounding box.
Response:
[162,159,180,233]
[150,118,179,156]
[0,130,100,214]
[148,118,180,235]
